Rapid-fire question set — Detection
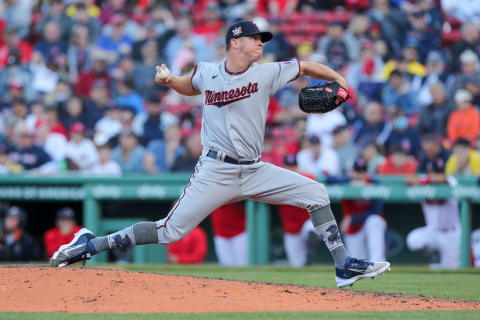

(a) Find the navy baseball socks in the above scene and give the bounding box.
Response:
[309,205,390,288]
[50,222,159,267]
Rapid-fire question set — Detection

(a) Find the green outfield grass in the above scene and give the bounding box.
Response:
[1,311,479,320]
[2,264,479,320]
[122,264,480,301]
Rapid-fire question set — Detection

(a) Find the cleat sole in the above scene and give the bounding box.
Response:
[336,262,391,288]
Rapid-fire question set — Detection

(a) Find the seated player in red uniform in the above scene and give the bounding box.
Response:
[167,226,207,264]
[210,202,247,266]
[44,207,83,259]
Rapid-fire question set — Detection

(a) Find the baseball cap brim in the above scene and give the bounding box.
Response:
[232,30,273,43]
[256,31,273,43]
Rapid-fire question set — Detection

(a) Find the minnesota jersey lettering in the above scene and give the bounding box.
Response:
[205,82,258,108]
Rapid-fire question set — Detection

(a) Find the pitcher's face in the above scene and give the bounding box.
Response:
[238,35,263,62]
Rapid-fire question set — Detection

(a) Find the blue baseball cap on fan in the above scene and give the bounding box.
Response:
[225,20,273,45]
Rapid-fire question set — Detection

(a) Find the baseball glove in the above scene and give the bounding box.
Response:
[299,82,350,114]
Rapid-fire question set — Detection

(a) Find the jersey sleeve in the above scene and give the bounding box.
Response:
[191,62,204,93]
[269,58,301,95]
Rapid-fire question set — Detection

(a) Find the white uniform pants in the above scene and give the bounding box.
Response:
[213,232,248,266]
[344,215,386,261]
[407,199,461,269]
[407,227,460,269]
[283,220,316,267]
[155,154,330,244]
[472,229,480,268]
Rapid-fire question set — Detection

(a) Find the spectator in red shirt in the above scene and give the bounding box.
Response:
[278,153,322,267]
[261,129,284,166]
[166,226,207,264]
[210,202,248,266]
[192,3,223,41]
[75,51,111,98]
[256,0,298,17]
[44,105,68,139]
[377,145,417,175]
[43,207,82,259]
[0,27,32,68]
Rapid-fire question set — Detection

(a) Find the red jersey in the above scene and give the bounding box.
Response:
[279,206,310,234]
[43,225,82,258]
[75,70,110,98]
[377,156,417,175]
[210,202,246,238]
[167,227,207,264]
[341,198,385,234]
[193,20,223,37]
[0,41,32,67]
[278,172,316,234]
[50,121,68,139]
[266,97,285,126]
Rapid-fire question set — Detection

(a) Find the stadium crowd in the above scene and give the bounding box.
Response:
[1,0,480,266]
[0,0,479,178]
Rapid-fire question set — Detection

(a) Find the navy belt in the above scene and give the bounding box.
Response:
[206,150,259,165]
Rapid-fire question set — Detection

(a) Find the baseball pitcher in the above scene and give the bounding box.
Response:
[50,20,390,288]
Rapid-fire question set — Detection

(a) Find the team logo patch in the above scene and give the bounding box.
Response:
[232,27,242,37]
[337,87,349,100]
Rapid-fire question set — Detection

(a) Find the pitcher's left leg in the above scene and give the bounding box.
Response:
[242,162,390,287]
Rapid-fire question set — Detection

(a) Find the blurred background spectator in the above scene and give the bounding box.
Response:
[447,89,480,145]
[297,134,340,177]
[331,124,359,176]
[65,122,98,171]
[112,131,146,173]
[445,138,480,175]
[378,144,417,175]
[90,142,121,175]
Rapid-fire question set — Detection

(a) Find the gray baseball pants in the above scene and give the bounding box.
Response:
[155,150,330,243]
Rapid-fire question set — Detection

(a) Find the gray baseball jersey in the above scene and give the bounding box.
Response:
[192,59,301,160]
[155,59,330,244]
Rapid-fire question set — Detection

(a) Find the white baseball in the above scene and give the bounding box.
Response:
[156,68,170,80]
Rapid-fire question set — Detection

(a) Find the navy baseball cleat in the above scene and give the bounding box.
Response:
[335,257,390,288]
[50,228,96,267]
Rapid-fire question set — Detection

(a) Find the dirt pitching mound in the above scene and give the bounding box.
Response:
[1,267,479,313]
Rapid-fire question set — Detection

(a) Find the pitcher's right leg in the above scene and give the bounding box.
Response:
[51,156,240,267]
[155,157,241,244]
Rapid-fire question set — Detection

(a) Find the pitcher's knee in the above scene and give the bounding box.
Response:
[156,220,187,244]
[307,183,330,209]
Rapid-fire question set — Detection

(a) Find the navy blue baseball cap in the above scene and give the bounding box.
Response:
[225,20,273,45]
